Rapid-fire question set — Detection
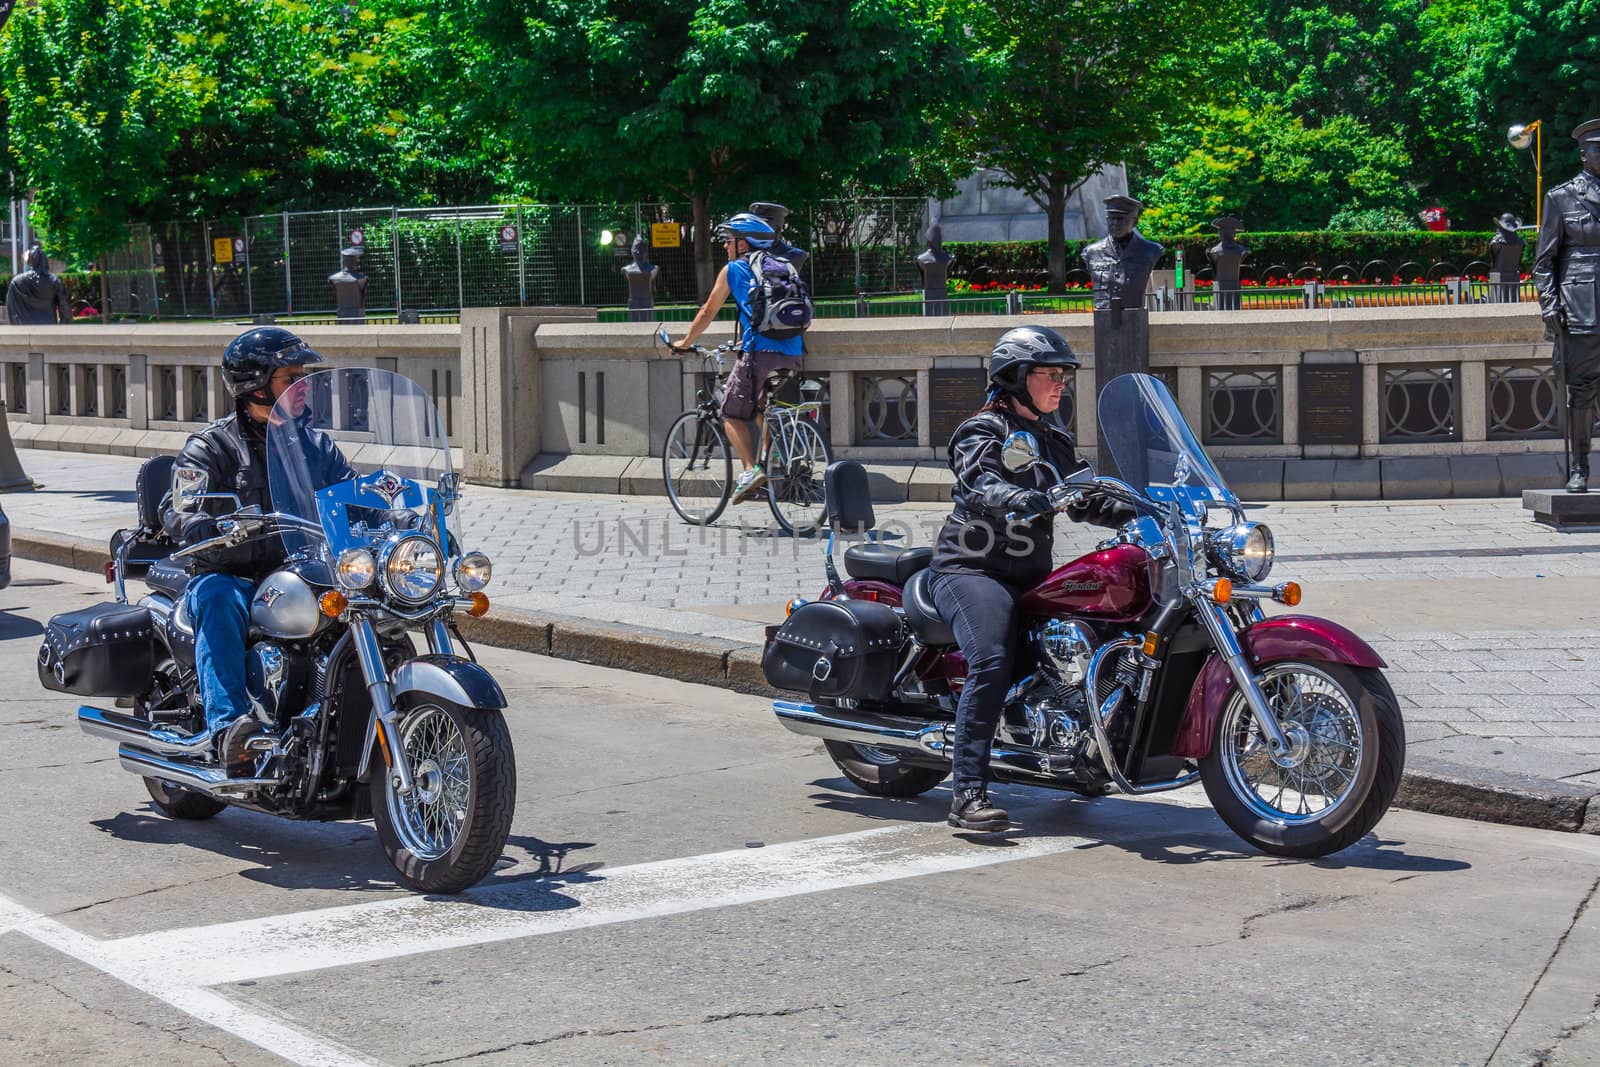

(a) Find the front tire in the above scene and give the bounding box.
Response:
[1199,661,1404,858]
[824,740,948,797]
[371,697,516,894]
[143,777,226,820]
[663,411,733,525]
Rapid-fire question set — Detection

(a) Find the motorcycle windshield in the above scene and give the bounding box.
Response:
[1097,373,1234,513]
[266,368,459,560]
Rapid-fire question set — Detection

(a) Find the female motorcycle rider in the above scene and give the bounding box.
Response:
[929,326,1133,831]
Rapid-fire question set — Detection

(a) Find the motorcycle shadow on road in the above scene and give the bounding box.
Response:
[805,778,1472,874]
[0,608,43,640]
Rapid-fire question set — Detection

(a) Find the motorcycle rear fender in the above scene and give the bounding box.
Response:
[391,654,507,710]
[821,579,903,606]
[1172,615,1385,759]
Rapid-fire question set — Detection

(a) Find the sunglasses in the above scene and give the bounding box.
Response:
[1029,369,1069,385]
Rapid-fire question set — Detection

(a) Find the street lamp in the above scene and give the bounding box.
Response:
[1508,120,1543,230]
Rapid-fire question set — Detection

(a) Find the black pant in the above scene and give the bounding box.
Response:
[928,570,1022,794]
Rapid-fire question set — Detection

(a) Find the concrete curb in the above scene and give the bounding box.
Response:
[14,526,1596,838]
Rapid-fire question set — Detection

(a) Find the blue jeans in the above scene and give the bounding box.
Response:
[187,572,253,731]
[928,570,1022,795]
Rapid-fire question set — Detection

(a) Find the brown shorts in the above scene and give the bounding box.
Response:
[721,350,803,420]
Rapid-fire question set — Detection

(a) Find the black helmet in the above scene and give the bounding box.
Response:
[987,326,1078,392]
[222,327,324,402]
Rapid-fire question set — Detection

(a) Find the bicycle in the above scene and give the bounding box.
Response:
[657,327,832,534]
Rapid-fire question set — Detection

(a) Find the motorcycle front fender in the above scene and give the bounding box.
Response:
[391,654,508,710]
[1172,615,1386,759]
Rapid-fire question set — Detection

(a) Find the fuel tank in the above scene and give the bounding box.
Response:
[251,569,322,640]
[1018,543,1154,623]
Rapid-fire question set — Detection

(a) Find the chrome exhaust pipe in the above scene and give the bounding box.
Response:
[774,701,1074,777]
[117,745,276,796]
[79,705,214,755]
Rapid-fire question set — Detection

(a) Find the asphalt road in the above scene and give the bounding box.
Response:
[1,558,1597,1067]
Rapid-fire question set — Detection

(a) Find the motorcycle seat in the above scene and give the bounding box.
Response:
[145,557,191,601]
[843,544,932,585]
[902,568,956,647]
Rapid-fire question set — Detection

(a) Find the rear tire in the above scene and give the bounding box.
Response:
[143,777,225,820]
[824,740,947,798]
[767,418,831,535]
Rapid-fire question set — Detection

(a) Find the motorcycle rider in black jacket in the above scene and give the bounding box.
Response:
[156,327,354,771]
[929,326,1133,830]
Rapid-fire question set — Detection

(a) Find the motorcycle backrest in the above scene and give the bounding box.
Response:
[825,460,875,535]
[136,454,176,532]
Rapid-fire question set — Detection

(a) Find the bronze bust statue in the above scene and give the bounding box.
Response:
[1082,195,1164,312]
[328,247,368,325]
[1206,216,1250,311]
[622,235,659,321]
[5,246,71,325]
[1534,118,1600,491]
[917,223,954,314]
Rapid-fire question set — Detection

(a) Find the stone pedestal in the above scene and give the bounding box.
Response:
[1092,306,1149,482]
[1523,489,1600,527]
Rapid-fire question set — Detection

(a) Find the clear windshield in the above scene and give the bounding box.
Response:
[1097,373,1234,513]
[267,368,460,559]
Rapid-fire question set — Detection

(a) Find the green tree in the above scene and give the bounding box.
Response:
[471,0,972,293]
[948,0,1241,293]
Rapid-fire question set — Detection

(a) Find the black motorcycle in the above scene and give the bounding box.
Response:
[40,368,515,893]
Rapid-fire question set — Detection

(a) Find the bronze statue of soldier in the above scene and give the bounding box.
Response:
[622,235,659,322]
[1534,119,1600,491]
[328,247,368,325]
[748,201,808,271]
[5,246,71,325]
[1206,216,1250,311]
[1082,195,1164,315]
[1488,212,1525,304]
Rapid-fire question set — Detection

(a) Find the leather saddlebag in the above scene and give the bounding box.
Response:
[38,603,155,697]
[762,598,903,701]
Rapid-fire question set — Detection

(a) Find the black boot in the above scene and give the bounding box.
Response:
[1568,466,1589,493]
[949,787,1010,831]
[1567,402,1593,493]
[219,717,264,777]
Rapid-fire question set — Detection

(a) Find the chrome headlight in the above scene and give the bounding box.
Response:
[381,535,444,604]
[335,548,376,591]
[454,551,492,592]
[1210,522,1274,582]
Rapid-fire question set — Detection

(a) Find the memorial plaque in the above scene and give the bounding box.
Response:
[1299,363,1363,446]
[929,368,987,444]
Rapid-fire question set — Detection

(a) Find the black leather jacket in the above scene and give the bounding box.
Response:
[931,408,1118,588]
[1534,170,1600,338]
[161,412,354,581]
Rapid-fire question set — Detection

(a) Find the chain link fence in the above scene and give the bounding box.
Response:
[96,198,931,320]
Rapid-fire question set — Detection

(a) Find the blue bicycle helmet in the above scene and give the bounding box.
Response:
[715,212,776,249]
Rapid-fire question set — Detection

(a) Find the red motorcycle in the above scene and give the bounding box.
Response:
[763,373,1404,857]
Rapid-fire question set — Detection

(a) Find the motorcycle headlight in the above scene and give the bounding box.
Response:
[1211,522,1274,583]
[335,548,376,591]
[381,535,444,604]
[454,551,492,592]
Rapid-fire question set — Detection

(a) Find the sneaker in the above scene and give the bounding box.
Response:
[730,465,768,504]
[219,717,265,777]
[948,787,1010,831]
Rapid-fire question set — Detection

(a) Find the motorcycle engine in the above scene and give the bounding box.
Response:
[245,641,291,725]
[996,620,1101,759]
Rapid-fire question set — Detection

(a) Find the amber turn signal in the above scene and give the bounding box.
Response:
[467,592,490,618]
[1142,631,1160,657]
[319,590,348,618]
[1277,581,1302,607]
[1211,578,1233,604]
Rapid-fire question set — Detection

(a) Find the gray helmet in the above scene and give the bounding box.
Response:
[988,326,1078,392]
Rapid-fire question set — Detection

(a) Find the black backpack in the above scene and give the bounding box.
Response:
[744,249,813,340]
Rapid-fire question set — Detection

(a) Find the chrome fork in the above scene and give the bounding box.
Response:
[351,616,416,794]
[1195,599,1296,761]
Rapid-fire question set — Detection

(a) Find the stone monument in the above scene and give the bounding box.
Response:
[5,246,71,325]
[917,223,954,315]
[749,201,808,271]
[1206,216,1250,311]
[622,235,659,322]
[1488,212,1525,304]
[329,247,368,325]
[1526,118,1600,524]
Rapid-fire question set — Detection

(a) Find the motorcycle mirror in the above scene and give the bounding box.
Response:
[235,504,262,516]
[1065,463,1094,485]
[1001,432,1042,473]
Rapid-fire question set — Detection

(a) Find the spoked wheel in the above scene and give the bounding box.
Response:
[824,739,948,797]
[767,417,831,535]
[1199,661,1405,858]
[663,411,733,525]
[371,697,516,894]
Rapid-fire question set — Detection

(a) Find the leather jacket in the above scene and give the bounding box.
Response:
[1534,170,1600,338]
[931,408,1121,587]
[162,412,354,581]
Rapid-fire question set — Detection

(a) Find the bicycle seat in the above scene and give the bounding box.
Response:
[842,544,932,585]
[902,568,956,646]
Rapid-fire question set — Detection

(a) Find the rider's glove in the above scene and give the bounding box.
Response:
[1011,489,1055,518]
[1066,494,1136,529]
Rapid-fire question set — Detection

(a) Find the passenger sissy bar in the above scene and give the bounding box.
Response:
[821,460,879,598]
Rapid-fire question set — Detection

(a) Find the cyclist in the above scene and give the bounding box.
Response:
[673,213,803,503]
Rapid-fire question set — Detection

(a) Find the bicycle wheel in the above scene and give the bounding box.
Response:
[663,411,733,524]
[767,416,831,535]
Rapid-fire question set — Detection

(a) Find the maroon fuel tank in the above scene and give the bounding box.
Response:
[1017,543,1154,622]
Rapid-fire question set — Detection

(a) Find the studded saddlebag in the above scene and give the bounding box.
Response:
[762,598,904,701]
[38,602,156,697]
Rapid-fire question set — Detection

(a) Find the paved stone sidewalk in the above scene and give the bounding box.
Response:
[6,448,1600,791]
